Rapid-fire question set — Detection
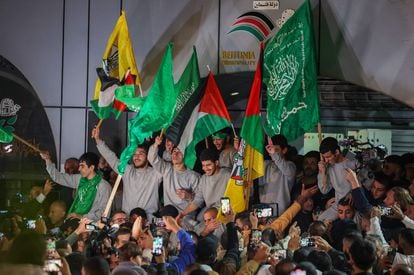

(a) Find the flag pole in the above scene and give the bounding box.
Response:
[205,138,209,149]
[12,133,43,153]
[244,146,254,210]
[159,128,164,139]
[230,123,237,138]
[317,122,327,189]
[102,174,122,219]
[138,83,143,97]
[96,119,104,129]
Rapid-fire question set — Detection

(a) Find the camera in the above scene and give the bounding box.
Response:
[378,206,392,216]
[300,237,315,247]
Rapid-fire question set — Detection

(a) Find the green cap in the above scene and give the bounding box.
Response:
[212,131,228,139]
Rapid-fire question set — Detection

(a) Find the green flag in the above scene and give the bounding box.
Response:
[117,43,176,174]
[173,46,201,118]
[263,0,320,141]
[0,116,16,143]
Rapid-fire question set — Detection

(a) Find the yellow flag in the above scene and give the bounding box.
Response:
[94,11,140,99]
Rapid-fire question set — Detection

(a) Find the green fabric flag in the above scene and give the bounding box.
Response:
[0,116,16,143]
[173,46,201,119]
[68,172,102,215]
[263,0,320,141]
[117,43,176,174]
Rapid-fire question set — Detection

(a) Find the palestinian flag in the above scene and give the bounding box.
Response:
[90,69,136,120]
[240,43,264,181]
[177,72,231,169]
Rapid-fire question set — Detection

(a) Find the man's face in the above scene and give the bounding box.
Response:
[383,190,396,207]
[255,242,270,262]
[115,233,131,249]
[303,157,319,177]
[213,138,225,151]
[303,198,314,212]
[111,212,128,225]
[203,210,217,226]
[65,160,79,174]
[337,204,355,220]
[383,162,399,178]
[98,157,109,170]
[137,232,152,249]
[132,148,148,168]
[171,147,184,165]
[201,160,219,176]
[165,138,174,152]
[78,161,95,178]
[49,203,66,225]
[371,180,387,200]
[322,150,338,165]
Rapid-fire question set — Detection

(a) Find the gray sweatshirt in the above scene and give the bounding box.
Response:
[317,158,356,203]
[148,144,200,212]
[193,168,231,208]
[46,162,111,221]
[96,140,163,216]
[219,147,237,169]
[259,153,296,215]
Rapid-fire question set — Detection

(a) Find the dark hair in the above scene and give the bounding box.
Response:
[199,149,219,162]
[118,242,142,261]
[66,252,86,275]
[270,134,288,149]
[129,207,147,220]
[115,227,132,243]
[82,256,110,275]
[7,231,46,266]
[349,239,376,271]
[294,261,318,275]
[338,197,354,208]
[373,171,392,190]
[293,247,312,263]
[79,152,100,171]
[275,259,296,275]
[304,150,321,161]
[319,137,339,154]
[399,228,414,247]
[308,250,333,272]
[261,228,277,246]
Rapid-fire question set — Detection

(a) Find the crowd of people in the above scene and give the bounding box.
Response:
[1,128,414,275]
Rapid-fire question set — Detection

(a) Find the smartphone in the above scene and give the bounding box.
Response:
[300,237,315,247]
[152,236,163,256]
[46,238,57,258]
[274,249,287,260]
[85,223,96,230]
[44,258,62,272]
[251,229,262,244]
[221,197,230,214]
[26,220,36,229]
[257,207,273,218]
[378,206,392,216]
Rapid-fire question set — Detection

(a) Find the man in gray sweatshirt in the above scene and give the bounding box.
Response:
[317,137,356,221]
[178,149,231,222]
[92,127,162,219]
[148,135,200,213]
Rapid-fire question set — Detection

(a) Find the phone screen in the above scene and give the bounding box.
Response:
[251,229,262,244]
[44,259,62,272]
[85,224,96,230]
[26,220,36,229]
[257,207,273,218]
[221,197,230,214]
[152,236,163,256]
